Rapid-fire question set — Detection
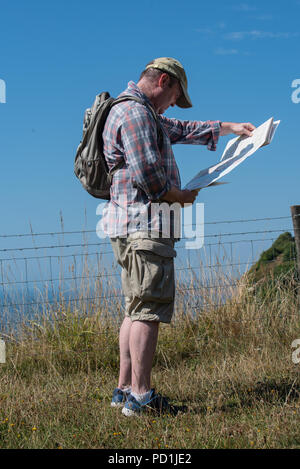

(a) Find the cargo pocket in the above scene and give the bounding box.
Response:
[130,239,176,303]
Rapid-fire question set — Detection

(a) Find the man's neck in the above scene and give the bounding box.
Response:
[136,80,156,109]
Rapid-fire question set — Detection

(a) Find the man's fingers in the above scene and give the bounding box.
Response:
[244,128,253,137]
[180,189,199,206]
[246,123,255,135]
[242,122,255,136]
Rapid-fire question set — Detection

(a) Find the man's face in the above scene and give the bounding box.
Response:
[156,78,182,114]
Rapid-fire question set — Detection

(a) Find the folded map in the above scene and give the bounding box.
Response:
[184,117,280,191]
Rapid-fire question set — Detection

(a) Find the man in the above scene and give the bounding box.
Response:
[102,57,255,417]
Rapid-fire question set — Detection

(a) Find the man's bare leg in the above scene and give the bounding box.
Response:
[118,317,132,389]
[129,320,159,395]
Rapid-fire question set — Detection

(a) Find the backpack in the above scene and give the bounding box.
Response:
[74,92,163,200]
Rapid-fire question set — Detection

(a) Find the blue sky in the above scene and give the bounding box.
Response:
[0,0,299,249]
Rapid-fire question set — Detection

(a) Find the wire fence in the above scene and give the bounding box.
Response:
[0,213,298,329]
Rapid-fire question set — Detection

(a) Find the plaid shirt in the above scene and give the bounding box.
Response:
[101,81,220,238]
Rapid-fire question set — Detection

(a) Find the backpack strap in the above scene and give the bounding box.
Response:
[112,95,163,149]
[107,95,164,182]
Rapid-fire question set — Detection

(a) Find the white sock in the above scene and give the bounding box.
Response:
[131,390,152,403]
[121,386,131,393]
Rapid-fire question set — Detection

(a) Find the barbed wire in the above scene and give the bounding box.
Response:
[0,216,297,329]
[1,277,298,309]
[1,285,240,308]
[0,214,297,239]
[0,228,292,253]
[0,236,282,263]
[0,235,292,263]
[0,282,242,296]
[0,256,296,287]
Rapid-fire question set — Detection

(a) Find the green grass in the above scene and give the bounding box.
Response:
[1,267,300,449]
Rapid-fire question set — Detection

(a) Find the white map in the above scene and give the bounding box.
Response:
[184,117,280,191]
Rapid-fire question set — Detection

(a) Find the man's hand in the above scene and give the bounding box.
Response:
[177,189,199,207]
[220,122,256,137]
[160,186,199,207]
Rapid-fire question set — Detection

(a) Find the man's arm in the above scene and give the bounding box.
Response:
[219,122,255,137]
[161,116,256,145]
[160,116,221,151]
[159,121,256,206]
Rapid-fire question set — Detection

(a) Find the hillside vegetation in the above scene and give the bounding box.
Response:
[246,232,298,299]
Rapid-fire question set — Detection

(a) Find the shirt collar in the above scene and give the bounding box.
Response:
[122,81,153,108]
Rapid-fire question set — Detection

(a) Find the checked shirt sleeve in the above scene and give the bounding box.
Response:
[160,116,221,151]
[120,105,171,201]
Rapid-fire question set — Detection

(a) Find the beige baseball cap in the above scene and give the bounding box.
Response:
[145,57,192,108]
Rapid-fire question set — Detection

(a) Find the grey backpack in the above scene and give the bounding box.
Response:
[74,92,163,200]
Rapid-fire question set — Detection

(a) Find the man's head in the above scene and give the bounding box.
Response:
[137,57,192,114]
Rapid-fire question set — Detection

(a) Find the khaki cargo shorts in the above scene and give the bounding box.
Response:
[110,232,177,323]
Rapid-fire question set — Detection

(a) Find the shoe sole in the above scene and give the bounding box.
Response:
[111,402,124,408]
[122,406,141,417]
[122,403,184,416]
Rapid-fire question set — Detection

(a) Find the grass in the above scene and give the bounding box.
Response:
[0,252,300,449]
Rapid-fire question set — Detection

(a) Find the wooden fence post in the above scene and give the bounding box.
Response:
[290,205,300,305]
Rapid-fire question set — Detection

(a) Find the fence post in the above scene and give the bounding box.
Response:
[290,205,300,305]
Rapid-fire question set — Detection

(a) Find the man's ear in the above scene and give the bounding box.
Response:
[158,73,169,88]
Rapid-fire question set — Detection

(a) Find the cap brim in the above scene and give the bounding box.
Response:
[177,82,192,108]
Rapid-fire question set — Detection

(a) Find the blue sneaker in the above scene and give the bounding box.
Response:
[122,388,181,417]
[111,388,131,408]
